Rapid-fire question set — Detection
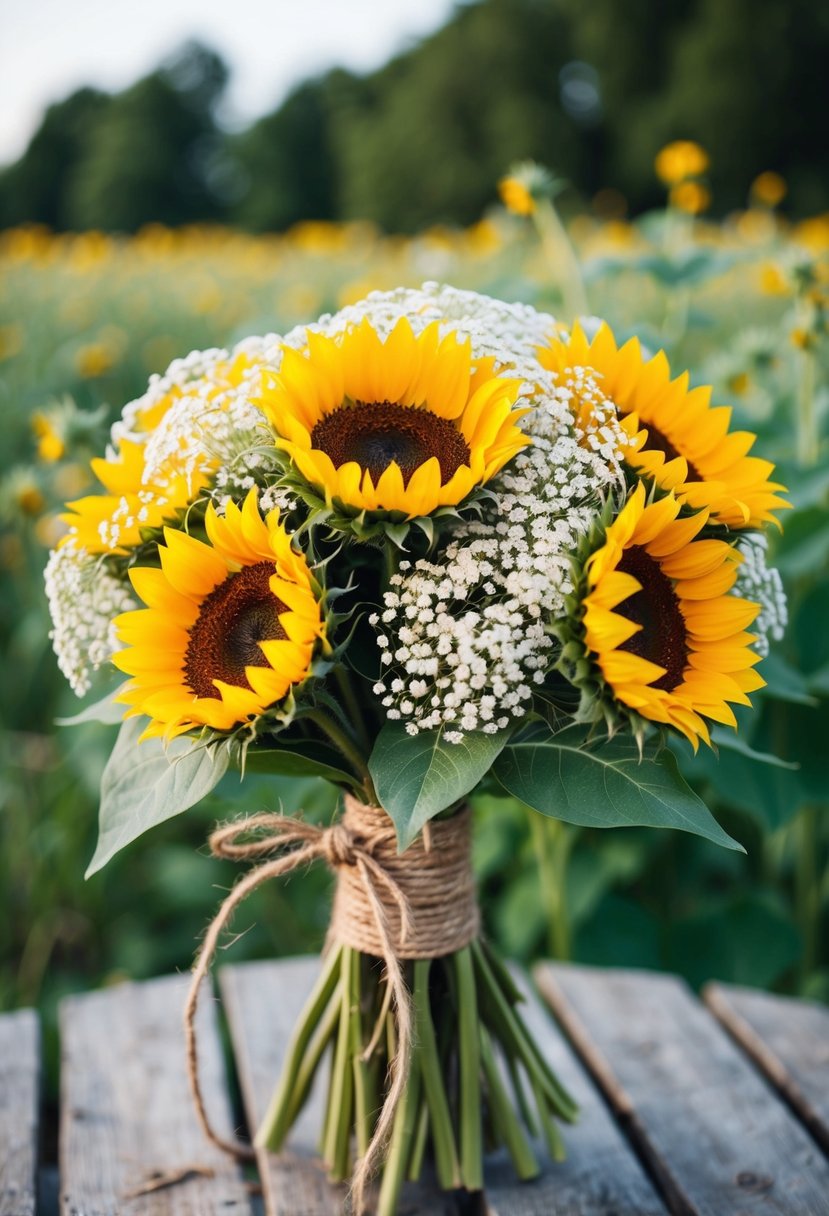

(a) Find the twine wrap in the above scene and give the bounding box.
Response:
[332,797,479,958]
[183,795,479,1211]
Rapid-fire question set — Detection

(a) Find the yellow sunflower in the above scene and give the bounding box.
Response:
[113,490,324,740]
[582,483,764,749]
[258,317,529,519]
[60,350,261,554]
[540,322,788,529]
[60,438,204,554]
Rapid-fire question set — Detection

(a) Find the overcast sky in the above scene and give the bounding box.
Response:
[1,0,458,165]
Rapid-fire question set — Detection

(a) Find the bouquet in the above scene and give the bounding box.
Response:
[45,283,788,1213]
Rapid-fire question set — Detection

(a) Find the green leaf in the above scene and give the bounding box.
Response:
[57,688,126,726]
[368,720,512,849]
[710,727,799,768]
[493,723,743,851]
[86,717,230,877]
[759,651,818,707]
[242,739,361,790]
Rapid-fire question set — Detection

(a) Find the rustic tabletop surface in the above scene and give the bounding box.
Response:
[3,958,829,1215]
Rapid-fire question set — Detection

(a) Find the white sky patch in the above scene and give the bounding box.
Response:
[0,0,457,165]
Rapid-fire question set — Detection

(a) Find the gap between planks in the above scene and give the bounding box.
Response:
[535,962,829,1216]
[704,981,829,1157]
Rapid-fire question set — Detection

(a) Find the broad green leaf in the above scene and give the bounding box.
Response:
[493,723,743,851]
[87,717,230,877]
[243,740,361,790]
[710,726,798,768]
[57,688,126,726]
[759,651,817,707]
[369,720,512,849]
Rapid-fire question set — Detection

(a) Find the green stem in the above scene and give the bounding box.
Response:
[480,1027,540,1180]
[407,1101,429,1182]
[472,941,578,1122]
[455,947,483,1192]
[534,198,588,322]
[413,959,461,1189]
[376,1040,422,1216]
[529,814,572,960]
[256,943,343,1149]
[350,950,373,1159]
[282,981,343,1132]
[797,804,819,983]
[796,338,818,466]
[305,707,375,798]
[530,1074,566,1162]
[323,946,355,1179]
[334,665,372,754]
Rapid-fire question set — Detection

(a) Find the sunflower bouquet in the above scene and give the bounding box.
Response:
[46,284,787,1213]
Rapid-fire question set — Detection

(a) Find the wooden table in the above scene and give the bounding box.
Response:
[3,960,829,1215]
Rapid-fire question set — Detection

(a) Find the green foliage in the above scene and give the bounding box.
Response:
[369,720,511,849]
[493,723,742,850]
[87,717,230,875]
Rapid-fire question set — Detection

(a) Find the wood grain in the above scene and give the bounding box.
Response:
[59,974,253,1215]
[705,982,829,1155]
[0,1008,39,1216]
[221,956,666,1216]
[536,963,829,1216]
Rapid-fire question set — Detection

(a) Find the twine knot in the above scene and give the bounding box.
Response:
[322,821,361,868]
[183,795,478,1213]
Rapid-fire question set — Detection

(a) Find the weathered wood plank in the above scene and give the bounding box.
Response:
[60,974,253,1215]
[705,982,829,1155]
[536,963,829,1216]
[0,1009,39,1216]
[485,967,666,1216]
[222,956,666,1216]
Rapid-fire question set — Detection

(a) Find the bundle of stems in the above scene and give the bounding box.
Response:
[256,937,578,1215]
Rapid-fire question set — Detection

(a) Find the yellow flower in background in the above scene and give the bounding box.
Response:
[759,264,790,296]
[539,321,788,529]
[654,141,709,185]
[113,491,324,740]
[259,318,529,519]
[669,181,711,215]
[499,175,536,216]
[582,483,764,749]
[751,171,787,208]
[33,413,65,463]
[75,342,117,379]
[0,323,24,362]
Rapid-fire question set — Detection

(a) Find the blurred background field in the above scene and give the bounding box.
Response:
[2,0,829,1091]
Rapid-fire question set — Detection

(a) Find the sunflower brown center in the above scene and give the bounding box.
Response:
[617,545,689,691]
[311,401,471,486]
[184,561,286,698]
[642,423,702,482]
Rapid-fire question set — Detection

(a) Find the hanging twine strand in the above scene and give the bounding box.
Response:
[183,795,478,1212]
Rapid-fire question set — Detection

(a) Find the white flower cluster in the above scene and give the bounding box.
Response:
[287,282,559,388]
[139,334,285,499]
[734,533,788,657]
[44,546,135,696]
[369,307,629,735]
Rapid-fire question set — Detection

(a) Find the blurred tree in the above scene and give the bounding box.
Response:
[64,42,229,230]
[322,0,585,231]
[0,89,110,229]
[229,81,338,231]
[2,0,828,231]
[567,0,829,214]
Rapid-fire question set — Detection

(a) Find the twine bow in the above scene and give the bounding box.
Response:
[183,806,417,1211]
